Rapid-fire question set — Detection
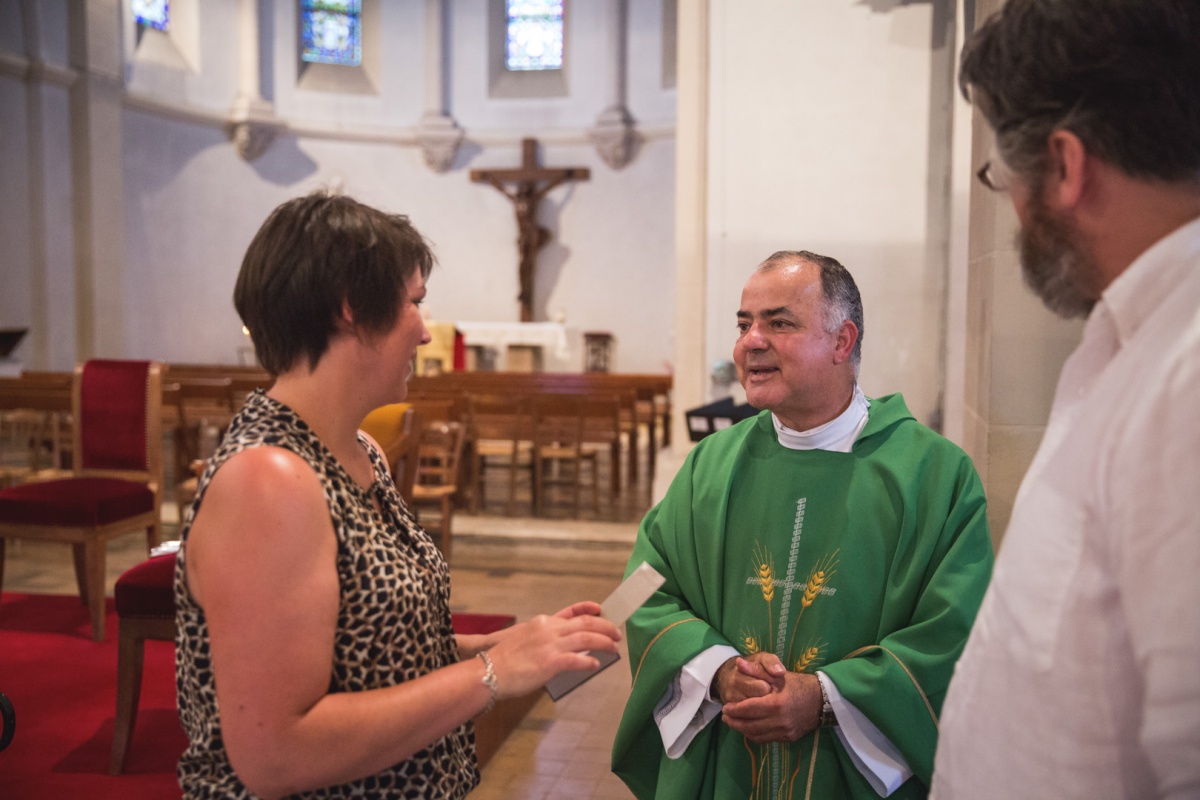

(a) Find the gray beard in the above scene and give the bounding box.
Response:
[1017,196,1097,320]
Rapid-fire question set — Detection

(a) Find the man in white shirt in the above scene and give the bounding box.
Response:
[932,2,1200,797]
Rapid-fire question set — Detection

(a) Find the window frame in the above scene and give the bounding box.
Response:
[488,0,568,99]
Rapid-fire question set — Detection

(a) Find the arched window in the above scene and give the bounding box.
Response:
[132,0,169,32]
[505,0,563,72]
[300,0,363,67]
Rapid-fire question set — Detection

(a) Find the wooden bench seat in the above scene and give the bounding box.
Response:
[0,374,74,482]
[408,371,672,488]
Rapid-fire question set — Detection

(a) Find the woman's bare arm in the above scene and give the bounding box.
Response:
[185,446,619,798]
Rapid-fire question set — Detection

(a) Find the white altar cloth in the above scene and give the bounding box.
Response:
[454,321,571,360]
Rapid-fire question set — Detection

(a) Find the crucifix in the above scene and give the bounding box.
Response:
[470,138,590,322]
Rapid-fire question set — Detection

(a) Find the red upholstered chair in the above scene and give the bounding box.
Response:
[0,359,165,641]
[109,551,177,775]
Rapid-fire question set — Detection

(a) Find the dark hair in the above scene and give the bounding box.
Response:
[234,191,435,375]
[760,250,864,372]
[959,0,1200,184]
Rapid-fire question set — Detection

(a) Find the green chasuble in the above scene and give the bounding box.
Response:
[612,394,992,800]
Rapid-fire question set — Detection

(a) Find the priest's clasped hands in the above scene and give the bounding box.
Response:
[714,654,824,744]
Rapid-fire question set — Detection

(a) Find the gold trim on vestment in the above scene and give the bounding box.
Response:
[842,644,939,728]
[631,617,704,689]
[801,725,820,800]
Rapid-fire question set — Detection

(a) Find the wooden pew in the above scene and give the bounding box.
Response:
[0,375,74,482]
[1,365,270,493]
[408,371,672,489]
[164,363,273,403]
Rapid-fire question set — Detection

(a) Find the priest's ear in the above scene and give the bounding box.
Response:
[833,320,859,366]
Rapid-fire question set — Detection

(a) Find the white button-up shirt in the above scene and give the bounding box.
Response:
[932,216,1200,799]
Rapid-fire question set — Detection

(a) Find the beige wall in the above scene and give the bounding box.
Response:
[1,0,679,374]
[671,0,1085,549]
[673,0,957,444]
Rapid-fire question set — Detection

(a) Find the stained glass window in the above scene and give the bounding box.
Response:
[300,0,362,67]
[132,0,169,32]
[506,0,564,72]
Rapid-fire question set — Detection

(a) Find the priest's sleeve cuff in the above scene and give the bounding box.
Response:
[653,644,739,759]
[820,672,913,796]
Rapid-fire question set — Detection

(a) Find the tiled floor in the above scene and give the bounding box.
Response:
[450,518,639,799]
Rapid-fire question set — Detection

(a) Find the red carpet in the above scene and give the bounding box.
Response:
[0,591,517,798]
[0,592,184,799]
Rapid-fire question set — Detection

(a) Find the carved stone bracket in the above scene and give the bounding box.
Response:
[418,112,465,172]
[228,97,282,162]
[589,105,637,170]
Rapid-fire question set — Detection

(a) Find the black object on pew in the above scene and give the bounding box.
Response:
[685,397,758,442]
[0,329,27,358]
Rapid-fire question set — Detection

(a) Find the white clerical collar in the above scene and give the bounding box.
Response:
[772,384,869,453]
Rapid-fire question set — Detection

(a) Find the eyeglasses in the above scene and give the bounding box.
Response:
[975,155,1013,193]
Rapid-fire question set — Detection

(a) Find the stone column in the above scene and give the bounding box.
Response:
[417,0,463,173]
[230,0,280,161]
[68,0,125,358]
[589,0,636,169]
[671,0,708,453]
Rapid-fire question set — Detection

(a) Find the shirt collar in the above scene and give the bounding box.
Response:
[772,384,869,453]
[1102,215,1200,347]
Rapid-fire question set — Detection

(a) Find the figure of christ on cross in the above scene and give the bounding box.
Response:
[470,138,590,322]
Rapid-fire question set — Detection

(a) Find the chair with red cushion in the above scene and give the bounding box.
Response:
[0,359,165,641]
[109,550,177,774]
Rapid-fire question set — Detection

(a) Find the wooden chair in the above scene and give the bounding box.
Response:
[531,394,601,517]
[360,403,421,506]
[0,359,164,641]
[412,420,466,559]
[0,374,74,485]
[581,393,625,499]
[170,377,236,510]
[410,395,470,494]
[465,393,534,515]
[109,551,176,774]
[407,391,466,426]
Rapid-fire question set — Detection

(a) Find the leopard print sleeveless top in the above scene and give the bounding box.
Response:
[174,391,479,799]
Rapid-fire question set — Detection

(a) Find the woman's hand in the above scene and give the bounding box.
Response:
[458,601,609,659]
[481,603,620,699]
[553,600,604,620]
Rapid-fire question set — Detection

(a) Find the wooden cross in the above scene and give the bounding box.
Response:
[470,138,590,322]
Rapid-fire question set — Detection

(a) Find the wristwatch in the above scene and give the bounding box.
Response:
[818,677,837,728]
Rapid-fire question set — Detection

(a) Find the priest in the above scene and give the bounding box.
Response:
[612,251,993,799]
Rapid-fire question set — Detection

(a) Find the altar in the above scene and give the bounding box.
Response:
[453,321,570,372]
[416,321,571,373]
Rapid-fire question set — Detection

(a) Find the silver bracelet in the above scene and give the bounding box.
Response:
[477,651,498,715]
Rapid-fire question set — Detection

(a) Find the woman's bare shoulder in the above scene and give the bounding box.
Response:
[192,446,331,551]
